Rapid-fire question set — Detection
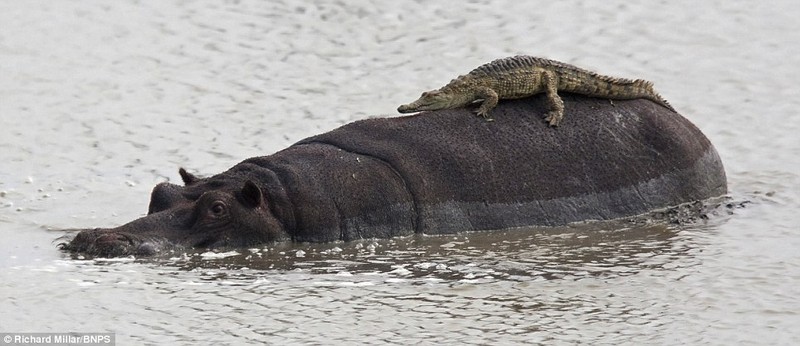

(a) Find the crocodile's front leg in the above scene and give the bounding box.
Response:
[474,87,499,120]
[541,70,565,127]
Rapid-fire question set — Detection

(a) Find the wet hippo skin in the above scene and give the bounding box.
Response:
[62,94,727,257]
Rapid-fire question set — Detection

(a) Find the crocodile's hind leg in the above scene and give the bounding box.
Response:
[474,87,499,120]
[541,70,565,127]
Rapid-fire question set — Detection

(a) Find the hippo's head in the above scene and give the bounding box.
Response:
[61,168,289,257]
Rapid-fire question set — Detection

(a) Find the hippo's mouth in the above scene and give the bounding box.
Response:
[59,229,173,258]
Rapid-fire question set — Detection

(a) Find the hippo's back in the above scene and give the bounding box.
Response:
[294,94,726,234]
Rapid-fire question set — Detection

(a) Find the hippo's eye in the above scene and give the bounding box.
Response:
[209,201,227,217]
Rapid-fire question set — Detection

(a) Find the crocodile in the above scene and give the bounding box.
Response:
[397,55,675,126]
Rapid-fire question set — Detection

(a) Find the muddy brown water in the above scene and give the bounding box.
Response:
[1,1,799,344]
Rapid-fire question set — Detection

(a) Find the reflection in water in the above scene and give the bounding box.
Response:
[49,214,719,344]
[151,198,745,281]
[166,222,685,281]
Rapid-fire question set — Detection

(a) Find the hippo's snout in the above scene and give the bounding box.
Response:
[63,229,164,258]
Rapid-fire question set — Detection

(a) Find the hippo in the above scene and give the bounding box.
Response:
[61,94,727,257]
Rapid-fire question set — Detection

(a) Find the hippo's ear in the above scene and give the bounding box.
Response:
[241,180,263,208]
[178,168,199,186]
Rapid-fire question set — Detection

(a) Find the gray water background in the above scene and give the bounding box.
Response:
[1,1,799,344]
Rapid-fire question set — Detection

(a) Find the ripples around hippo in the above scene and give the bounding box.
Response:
[71,198,746,284]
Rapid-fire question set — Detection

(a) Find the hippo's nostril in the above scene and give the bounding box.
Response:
[94,233,132,246]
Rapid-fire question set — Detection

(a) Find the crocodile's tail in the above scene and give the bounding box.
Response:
[632,79,675,112]
[566,71,676,113]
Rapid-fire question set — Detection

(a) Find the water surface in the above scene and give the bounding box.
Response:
[1,1,799,344]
